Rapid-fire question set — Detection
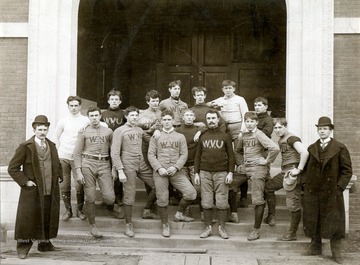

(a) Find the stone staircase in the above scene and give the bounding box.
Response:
[44,176,315,255]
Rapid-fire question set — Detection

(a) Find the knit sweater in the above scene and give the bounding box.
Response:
[194,128,235,173]
[235,129,279,166]
[52,113,90,160]
[159,97,188,126]
[111,123,144,169]
[176,124,200,166]
[101,107,125,131]
[148,129,188,171]
[73,125,113,169]
[256,112,273,138]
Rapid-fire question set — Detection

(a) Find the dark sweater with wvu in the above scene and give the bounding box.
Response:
[194,128,235,173]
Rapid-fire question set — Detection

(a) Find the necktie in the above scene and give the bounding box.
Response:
[41,140,46,150]
[321,142,328,149]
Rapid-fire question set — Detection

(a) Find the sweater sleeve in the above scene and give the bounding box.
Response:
[234,136,244,165]
[73,130,85,169]
[239,97,249,132]
[148,137,162,171]
[174,134,188,170]
[194,137,203,174]
[257,131,280,163]
[111,128,124,169]
[226,134,235,172]
[52,120,64,148]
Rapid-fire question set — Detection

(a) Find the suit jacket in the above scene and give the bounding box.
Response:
[303,138,352,239]
[8,136,63,240]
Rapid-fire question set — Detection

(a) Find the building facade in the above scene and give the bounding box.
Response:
[0,0,359,231]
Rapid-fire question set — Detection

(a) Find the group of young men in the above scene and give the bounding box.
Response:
[8,79,352,264]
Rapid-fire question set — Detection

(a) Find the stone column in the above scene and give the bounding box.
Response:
[286,0,334,145]
[26,0,80,137]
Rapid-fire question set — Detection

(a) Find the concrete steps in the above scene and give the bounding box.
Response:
[43,183,311,254]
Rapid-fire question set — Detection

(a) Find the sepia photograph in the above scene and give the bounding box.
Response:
[0,0,359,264]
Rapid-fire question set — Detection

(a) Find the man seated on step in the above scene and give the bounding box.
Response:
[235,112,279,241]
[148,110,197,238]
[194,110,235,239]
[73,106,123,239]
[263,118,308,241]
[111,106,158,238]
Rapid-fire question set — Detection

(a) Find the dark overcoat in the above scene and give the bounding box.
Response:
[303,138,352,239]
[8,136,63,240]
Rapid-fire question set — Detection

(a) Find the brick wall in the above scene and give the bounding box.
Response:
[335,0,360,17]
[0,0,29,22]
[334,34,360,232]
[0,38,28,166]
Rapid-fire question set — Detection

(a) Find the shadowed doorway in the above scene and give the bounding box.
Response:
[77,0,286,116]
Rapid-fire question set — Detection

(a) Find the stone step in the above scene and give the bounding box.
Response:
[60,201,294,223]
[57,216,303,238]
[5,229,313,254]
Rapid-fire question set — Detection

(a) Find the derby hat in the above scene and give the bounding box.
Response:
[283,171,298,192]
[315,116,334,129]
[32,115,50,127]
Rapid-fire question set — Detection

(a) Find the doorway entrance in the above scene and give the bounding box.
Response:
[77,0,286,115]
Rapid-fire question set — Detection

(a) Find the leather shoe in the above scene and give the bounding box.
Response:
[38,241,61,252]
[76,209,86,220]
[17,240,33,259]
[62,209,73,221]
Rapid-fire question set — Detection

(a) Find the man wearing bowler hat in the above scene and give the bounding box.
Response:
[303,116,352,264]
[8,115,63,259]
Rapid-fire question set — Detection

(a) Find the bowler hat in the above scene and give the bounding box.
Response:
[315,116,334,129]
[283,171,298,192]
[32,115,50,127]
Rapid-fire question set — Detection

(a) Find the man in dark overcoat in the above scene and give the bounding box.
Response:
[303,116,352,264]
[8,115,63,259]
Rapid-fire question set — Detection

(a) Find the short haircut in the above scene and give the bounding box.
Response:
[244,111,258,121]
[107,89,122,100]
[145,90,161,102]
[254,96,268,106]
[161,109,174,118]
[66,95,82,105]
[169,80,182,89]
[183,109,195,116]
[87,106,102,116]
[124,106,139,116]
[221,80,236,88]
[205,109,220,119]
[273,118,287,127]
[191,86,207,96]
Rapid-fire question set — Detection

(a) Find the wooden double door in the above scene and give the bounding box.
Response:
[156,30,236,105]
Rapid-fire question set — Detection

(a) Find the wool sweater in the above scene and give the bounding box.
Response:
[111,123,144,169]
[148,129,188,171]
[101,107,125,131]
[256,112,273,138]
[159,97,188,126]
[52,113,90,160]
[176,124,200,166]
[194,128,235,173]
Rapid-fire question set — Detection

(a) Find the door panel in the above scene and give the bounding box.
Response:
[158,31,232,106]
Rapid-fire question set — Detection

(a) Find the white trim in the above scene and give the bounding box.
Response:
[0,23,28,37]
[285,0,334,146]
[334,18,360,34]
